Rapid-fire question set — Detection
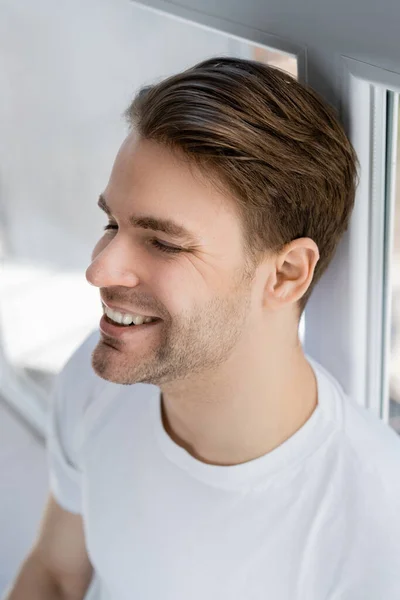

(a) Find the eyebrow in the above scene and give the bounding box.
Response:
[97,194,200,244]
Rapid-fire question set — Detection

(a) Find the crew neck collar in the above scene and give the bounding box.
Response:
[150,356,340,491]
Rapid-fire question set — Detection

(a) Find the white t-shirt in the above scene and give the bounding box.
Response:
[46,330,400,600]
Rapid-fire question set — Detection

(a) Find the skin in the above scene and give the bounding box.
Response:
[86,134,320,467]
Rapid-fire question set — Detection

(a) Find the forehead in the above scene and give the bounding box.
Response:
[106,135,240,229]
[114,134,208,189]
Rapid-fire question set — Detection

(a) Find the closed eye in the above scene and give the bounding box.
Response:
[149,239,183,254]
[103,223,183,254]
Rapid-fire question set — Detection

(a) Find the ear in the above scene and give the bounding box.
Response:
[263,238,320,311]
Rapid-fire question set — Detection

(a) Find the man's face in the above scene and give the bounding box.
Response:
[86,135,258,386]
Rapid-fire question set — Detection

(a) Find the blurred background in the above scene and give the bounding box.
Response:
[1,0,399,596]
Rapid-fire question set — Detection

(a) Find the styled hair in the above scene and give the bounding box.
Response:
[124,56,359,316]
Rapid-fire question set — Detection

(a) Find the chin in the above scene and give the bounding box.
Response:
[91,342,155,386]
[91,342,126,384]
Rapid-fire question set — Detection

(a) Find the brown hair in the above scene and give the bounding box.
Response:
[124,56,359,317]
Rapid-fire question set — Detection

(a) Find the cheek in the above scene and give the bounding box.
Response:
[160,271,204,316]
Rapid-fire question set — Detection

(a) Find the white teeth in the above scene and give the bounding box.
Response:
[122,313,133,325]
[133,315,145,326]
[104,306,156,325]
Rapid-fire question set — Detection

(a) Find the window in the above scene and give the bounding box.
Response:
[387,94,400,434]
[367,88,400,435]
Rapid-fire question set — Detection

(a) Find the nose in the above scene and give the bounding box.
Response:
[86,239,140,289]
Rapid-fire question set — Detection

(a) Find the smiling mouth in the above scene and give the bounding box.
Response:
[104,314,161,328]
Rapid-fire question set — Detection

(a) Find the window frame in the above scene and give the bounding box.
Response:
[340,56,400,419]
[131,0,308,80]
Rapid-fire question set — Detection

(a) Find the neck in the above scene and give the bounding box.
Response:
[159,341,318,467]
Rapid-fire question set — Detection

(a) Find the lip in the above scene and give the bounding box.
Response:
[99,314,161,340]
[101,299,160,320]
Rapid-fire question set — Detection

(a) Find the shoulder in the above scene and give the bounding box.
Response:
[311,357,400,479]
[337,389,400,506]
[47,330,123,469]
[329,397,400,596]
[310,357,400,506]
[341,394,400,468]
[49,330,156,446]
[49,329,114,439]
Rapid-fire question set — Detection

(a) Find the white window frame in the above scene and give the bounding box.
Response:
[340,56,400,419]
[131,0,308,80]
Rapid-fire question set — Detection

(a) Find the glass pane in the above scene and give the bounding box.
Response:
[0,2,299,408]
[389,97,400,434]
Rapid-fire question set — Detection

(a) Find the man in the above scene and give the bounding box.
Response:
[5,57,400,600]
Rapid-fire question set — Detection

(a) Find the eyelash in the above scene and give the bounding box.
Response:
[102,224,183,254]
